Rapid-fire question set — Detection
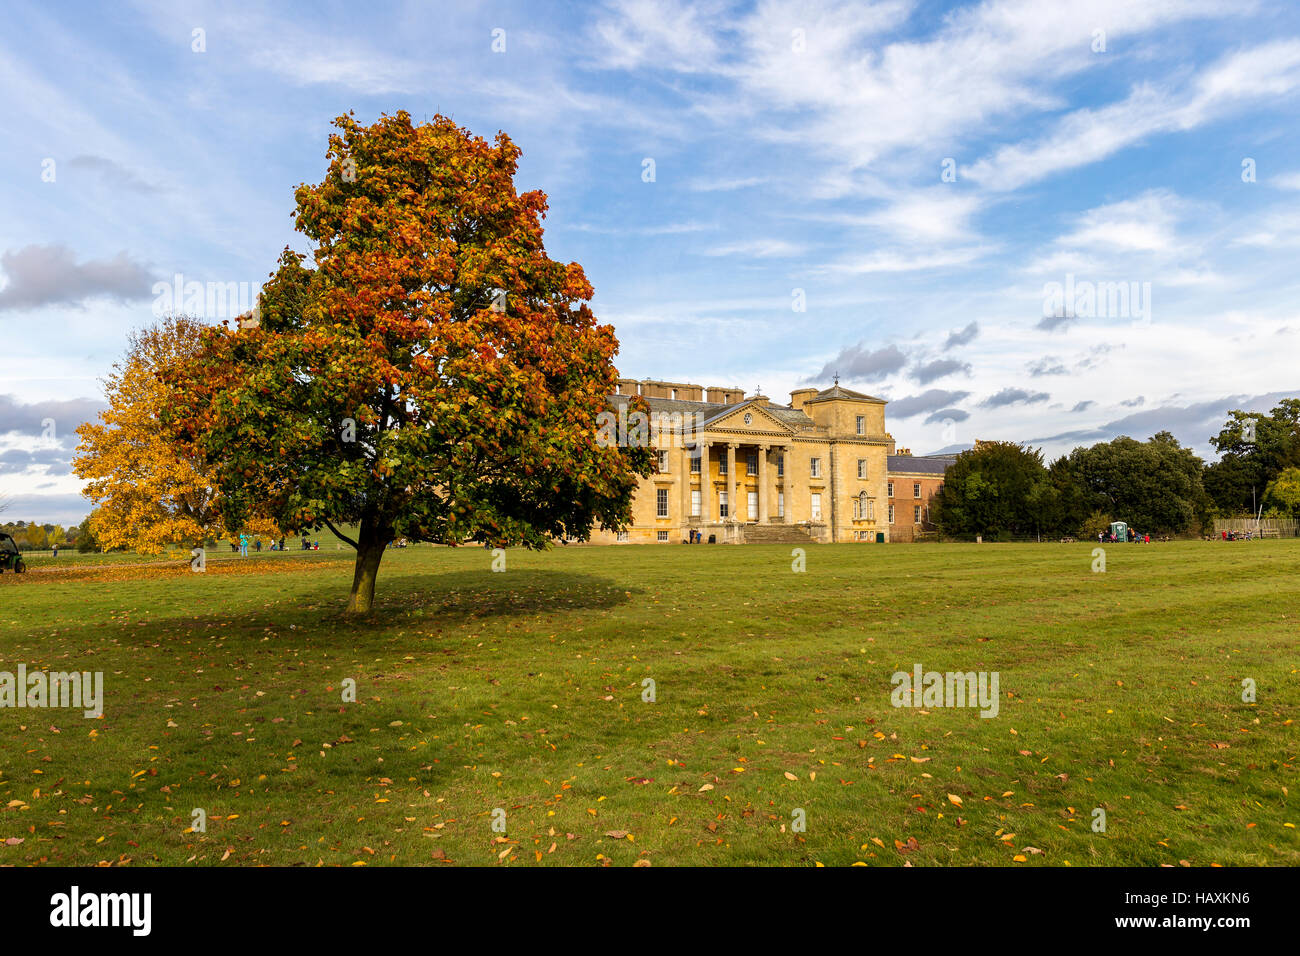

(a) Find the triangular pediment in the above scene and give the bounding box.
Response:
[702,401,795,435]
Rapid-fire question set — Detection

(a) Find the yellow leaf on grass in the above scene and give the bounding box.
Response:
[947,794,963,806]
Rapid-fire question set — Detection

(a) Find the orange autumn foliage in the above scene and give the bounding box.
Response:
[73,315,280,554]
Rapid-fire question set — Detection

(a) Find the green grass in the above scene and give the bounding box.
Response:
[2,540,1297,867]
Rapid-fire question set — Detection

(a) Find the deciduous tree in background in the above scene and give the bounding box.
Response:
[1204,401,1300,514]
[1065,432,1209,535]
[169,112,651,613]
[73,315,279,553]
[1263,466,1300,517]
[932,441,1054,539]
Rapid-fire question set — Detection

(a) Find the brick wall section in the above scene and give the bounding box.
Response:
[885,454,955,541]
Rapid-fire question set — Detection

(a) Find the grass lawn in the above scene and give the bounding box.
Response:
[1,539,1296,867]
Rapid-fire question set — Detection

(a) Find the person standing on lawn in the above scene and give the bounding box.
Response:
[239,532,249,557]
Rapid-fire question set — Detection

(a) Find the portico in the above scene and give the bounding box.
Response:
[686,439,790,526]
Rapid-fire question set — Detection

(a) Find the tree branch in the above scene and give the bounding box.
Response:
[322,518,359,550]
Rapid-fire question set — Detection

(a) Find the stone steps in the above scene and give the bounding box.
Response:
[741,524,817,544]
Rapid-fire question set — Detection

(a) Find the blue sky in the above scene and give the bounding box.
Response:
[3,0,1300,524]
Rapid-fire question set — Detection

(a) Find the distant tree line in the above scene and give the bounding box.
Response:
[932,399,1300,539]
[0,519,91,552]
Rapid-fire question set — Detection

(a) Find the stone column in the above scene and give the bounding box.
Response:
[700,442,712,521]
[776,444,790,520]
[727,443,738,523]
[681,444,692,526]
[758,444,769,523]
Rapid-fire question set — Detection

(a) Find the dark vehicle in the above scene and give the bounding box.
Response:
[0,532,26,573]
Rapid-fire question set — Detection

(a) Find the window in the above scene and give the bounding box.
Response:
[657,530,669,542]
[719,492,729,518]
[670,388,677,400]
[810,457,821,478]
[719,456,728,475]
[888,504,895,524]
[914,505,922,523]
[747,491,758,519]
[857,458,867,479]
[656,489,669,518]
[777,491,785,518]
[914,482,922,498]
[616,530,628,542]
[690,490,701,517]
[746,451,758,476]
[690,449,701,473]
[657,449,669,472]
[868,499,874,520]
[854,492,871,520]
[856,415,865,435]
[887,481,894,497]
[810,493,822,521]
[777,455,784,477]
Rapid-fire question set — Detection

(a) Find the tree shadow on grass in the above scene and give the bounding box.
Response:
[356,568,639,631]
[13,569,640,662]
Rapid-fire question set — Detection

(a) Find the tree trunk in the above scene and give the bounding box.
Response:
[346,520,388,614]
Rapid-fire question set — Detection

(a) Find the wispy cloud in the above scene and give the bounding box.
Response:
[965,40,1300,190]
[912,358,972,384]
[981,387,1050,408]
[888,389,972,418]
[944,322,979,350]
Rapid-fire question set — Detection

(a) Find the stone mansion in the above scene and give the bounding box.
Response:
[591,377,955,545]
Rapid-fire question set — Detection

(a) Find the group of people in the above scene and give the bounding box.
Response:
[231,534,319,555]
[1098,528,1151,544]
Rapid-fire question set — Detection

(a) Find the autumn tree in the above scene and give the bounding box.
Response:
[73,315,279,553]
[21,523,48,550]
[169,112,652,613]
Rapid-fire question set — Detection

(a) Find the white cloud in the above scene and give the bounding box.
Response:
[857,188,985,244]
[821,246,990,274]
[570,220,716,236]
[1055,191,1186,253]
[703,238,806,258]
[966,39,1300,190]
[589,0,726,73]
[688,175,768,192]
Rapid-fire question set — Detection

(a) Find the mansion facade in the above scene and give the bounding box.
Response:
[591,378,955,545]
